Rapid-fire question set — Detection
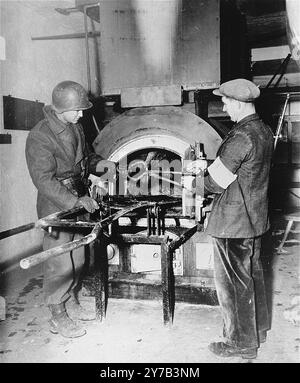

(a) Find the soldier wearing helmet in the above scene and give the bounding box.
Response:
[52,80,93,113]
[189,79,274,359]
[25,81,114,338]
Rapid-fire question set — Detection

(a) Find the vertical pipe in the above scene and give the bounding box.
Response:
[92,114,101,134]
[93,3,101,96]
[83,5,92,93]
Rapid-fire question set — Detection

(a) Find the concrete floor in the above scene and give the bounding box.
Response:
[0,218,299,364]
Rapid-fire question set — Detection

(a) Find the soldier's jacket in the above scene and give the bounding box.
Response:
[25,105,103,218]
[204,113,274,238]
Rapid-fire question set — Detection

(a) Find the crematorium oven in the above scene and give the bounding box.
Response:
[18,0,250,319]
[83,105,223,307]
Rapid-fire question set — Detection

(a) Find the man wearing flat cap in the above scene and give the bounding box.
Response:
[189,78,274,359]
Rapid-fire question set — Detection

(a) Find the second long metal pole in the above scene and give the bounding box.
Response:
[83,6,92,93]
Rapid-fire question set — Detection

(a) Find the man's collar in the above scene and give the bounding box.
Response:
[236,113,259,127]
[43,105,67,134]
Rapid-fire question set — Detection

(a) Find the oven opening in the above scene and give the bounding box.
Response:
[117,147,182,197]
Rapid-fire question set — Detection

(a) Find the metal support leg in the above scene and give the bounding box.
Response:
[151,208,156,235]
[160,237,175,326]
[93,232,108,321]
[155,205,161,236]
[147,208,151,236]
[277,219,294,253]
[161,211,166,235]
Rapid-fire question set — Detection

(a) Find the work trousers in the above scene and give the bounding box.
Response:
[212,236,269,349]
[43,230,86,306]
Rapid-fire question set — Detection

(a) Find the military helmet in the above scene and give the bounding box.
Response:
[52,81,93,113]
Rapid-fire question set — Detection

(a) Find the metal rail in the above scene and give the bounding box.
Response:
[274,93,290,150]
[31,32,100,40]
[19,199,180,270]
[266,53,292,89]
[0,222,35,240]
[18,196,200,325]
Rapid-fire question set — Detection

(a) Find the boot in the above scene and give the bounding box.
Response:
[258,330,267,344]
[66,295,96,321]
[208,342,257,359]
[48,303,86,338]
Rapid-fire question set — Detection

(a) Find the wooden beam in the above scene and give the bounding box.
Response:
[252,58,299,76]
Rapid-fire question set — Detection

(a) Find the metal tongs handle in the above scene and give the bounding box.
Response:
[20,223,102,270]
[20,201,164,270]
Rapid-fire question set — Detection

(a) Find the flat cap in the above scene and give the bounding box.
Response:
[213,78,260,102]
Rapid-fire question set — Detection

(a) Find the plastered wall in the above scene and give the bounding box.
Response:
[0,0,97,269]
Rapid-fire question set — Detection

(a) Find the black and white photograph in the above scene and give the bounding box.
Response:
[0,0,299,367]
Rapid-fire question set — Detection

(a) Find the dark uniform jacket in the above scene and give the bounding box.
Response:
[25,105,102,219]
[204,113,274,238]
